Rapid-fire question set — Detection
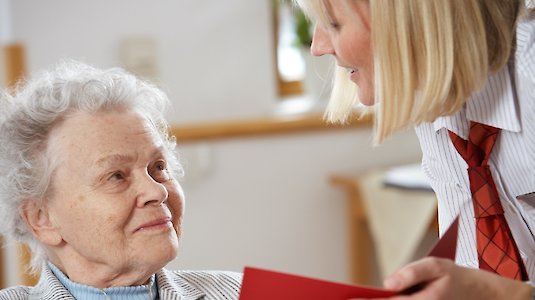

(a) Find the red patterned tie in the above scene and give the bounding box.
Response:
[448,122,528,280]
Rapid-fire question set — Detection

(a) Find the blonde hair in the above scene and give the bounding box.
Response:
[297,0,524,144]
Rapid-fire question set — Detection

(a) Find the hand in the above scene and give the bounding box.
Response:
[350,257,532,300]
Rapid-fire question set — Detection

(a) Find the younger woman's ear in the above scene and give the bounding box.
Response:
[19,200,62,246]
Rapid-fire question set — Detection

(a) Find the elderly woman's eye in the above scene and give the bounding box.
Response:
[156,161,167,171]
[151,160,170,182]
[109,171,126,181]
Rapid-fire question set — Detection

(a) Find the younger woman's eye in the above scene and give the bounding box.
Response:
[329,22,340,30]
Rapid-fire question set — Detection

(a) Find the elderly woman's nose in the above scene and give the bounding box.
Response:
[310,25,334,56]
[136,173,169,207]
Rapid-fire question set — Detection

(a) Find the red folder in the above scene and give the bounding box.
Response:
[239,217,459,299]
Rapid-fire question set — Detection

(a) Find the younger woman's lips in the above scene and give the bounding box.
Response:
[350,69,359,82]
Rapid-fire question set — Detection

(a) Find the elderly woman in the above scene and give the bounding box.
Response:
[0,61,241,299]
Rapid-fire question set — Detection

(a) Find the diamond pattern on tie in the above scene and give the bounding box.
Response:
[468,166,503,217]
[448,122,528,281]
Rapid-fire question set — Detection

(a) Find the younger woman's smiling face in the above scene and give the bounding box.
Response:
[310,0,374,105]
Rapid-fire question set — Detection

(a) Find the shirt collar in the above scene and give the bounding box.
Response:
[431,7,535,138]
[47,262,159,300]
[432,62,521,139]
[155,268,206,300]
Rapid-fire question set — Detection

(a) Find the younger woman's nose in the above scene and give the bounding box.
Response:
[310,25,334,56]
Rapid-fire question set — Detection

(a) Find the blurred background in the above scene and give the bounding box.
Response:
[0,0,432,289]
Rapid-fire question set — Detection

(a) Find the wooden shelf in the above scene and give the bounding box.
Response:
[170,111,372,143]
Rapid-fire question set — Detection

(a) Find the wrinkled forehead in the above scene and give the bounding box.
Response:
[46,109,162,166]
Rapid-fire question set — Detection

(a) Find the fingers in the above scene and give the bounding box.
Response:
[347,258,454,300]
[351,259,532,300]
[383,257,452,291]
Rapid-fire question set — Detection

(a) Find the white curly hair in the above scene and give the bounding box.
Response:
[0,60,183,273]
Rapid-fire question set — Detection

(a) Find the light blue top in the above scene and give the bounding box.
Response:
[48,262,159,300]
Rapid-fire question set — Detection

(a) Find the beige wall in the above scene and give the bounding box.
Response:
[4,0,424,285]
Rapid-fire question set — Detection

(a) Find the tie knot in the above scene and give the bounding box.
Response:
[448,122,500,167]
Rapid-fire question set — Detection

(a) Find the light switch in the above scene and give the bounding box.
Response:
[120,37,158,82]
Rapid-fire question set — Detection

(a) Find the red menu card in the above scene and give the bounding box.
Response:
[239,217,459,300]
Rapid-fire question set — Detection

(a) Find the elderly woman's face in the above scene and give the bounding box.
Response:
[310,0,373,105]
[42,109,183,286]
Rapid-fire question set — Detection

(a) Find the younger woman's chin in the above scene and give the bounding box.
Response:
[359,95,375,106]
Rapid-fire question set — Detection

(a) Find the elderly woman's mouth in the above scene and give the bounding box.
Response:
[134,217,173,233]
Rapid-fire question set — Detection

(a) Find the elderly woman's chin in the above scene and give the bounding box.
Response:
[155,229,180,263]
[128,218,182,273]
[140,229,180,269]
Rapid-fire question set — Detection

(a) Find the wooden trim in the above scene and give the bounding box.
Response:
[330,175,374,284]
[4,44,26,87]
[19,245,38,286]
[170,111,372,143]
[272,0,305,97]
[278,78,304,96]
[330,174,438,285]
[3,44,39,286]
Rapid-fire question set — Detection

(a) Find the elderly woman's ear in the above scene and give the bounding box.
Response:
[20,200,63,246]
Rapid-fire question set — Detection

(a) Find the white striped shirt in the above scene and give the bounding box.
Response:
[0,266,242,299]
[414,8,535,282]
